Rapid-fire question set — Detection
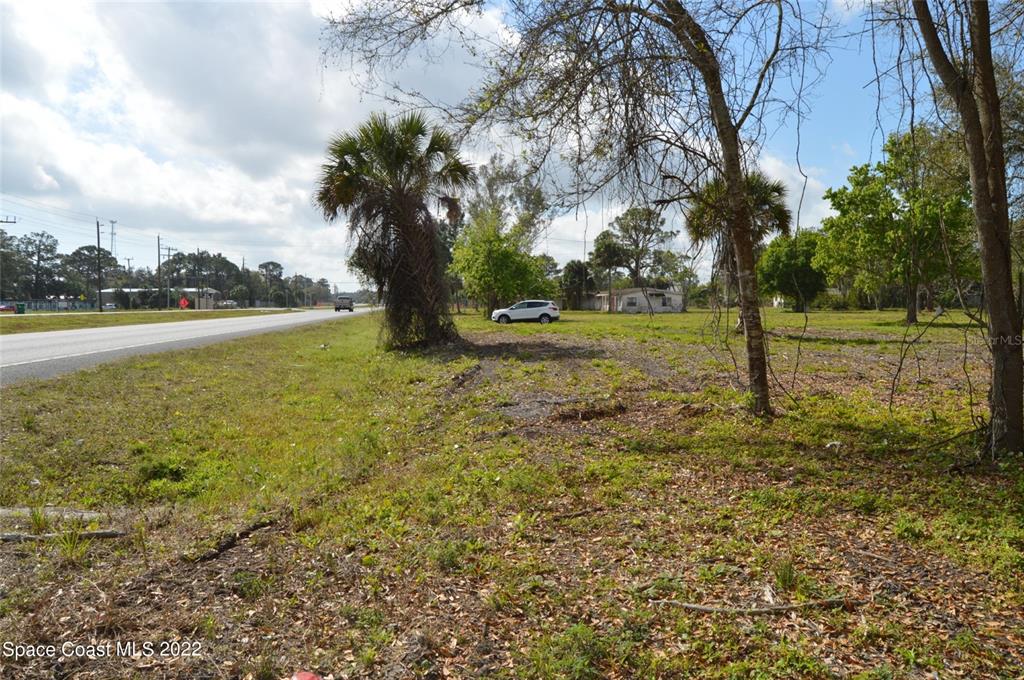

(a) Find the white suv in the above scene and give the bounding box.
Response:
[491,300,560,325]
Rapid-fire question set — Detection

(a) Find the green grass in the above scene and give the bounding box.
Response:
[0,308,294,334]
[0,308,1020,678]
[0,313,431,511]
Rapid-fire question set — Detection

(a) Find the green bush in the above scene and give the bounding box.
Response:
[136,453,187,483]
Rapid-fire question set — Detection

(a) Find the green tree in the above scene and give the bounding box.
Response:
[0,229,28,300]
[203,252,241,295]
[758,231,827,312]
[534,253,560,280]
[813,165,901,311]
[257,261,283,290]
[450,209,554,315]
[286,273,316,306]
[609,207,677,287]
[890,1,1022,451]
[814,127,977,322]
[241,268,265,306]
[885,127,977,319]
[560,259,595,310]
[60,246,119,300]
[588,230,628,309]
[17,231,61,299]
[229,284,249,305]
[316,111,474,347]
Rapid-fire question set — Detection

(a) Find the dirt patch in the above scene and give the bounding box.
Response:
[496,393,580,421]
[552,399,627,422]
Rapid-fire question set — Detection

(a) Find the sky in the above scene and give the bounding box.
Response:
[0,0,903,287]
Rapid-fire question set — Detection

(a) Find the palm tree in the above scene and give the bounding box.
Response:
[316,112,474,348]
[560,259,594,310]
[685,170,791,312]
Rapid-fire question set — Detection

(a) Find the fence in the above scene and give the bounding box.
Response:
[0,299,97,312]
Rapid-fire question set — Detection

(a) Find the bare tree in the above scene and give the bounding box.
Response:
[872,1,1023,453]
[322,0,831,415]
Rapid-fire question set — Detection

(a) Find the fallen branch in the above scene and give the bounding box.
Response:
[651,596,865,615]
[0,529,124,543]
[186,516,276,563]
[848,548,899,565]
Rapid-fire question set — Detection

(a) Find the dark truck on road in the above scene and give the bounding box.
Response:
[334,296,354,312]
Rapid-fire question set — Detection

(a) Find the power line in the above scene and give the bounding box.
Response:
[0,192,110,221]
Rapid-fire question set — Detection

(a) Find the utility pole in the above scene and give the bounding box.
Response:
[157,235,162,308]
[123,256,134,307]
[164,245,175,309]
[109,220,117,257]
[95,219,104,312]
[194,248,200,310]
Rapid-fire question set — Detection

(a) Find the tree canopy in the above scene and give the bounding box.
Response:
[609,207,677,288]
[450,209,555,314]
[814,127,977,322]
[758,231,827,312]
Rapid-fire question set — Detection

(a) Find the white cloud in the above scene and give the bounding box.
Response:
[759,154,834,229]
[0,1,494,287]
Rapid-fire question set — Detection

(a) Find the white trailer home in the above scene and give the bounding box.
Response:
[593,288,684,313]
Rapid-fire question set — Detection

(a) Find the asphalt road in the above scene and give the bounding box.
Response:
[0,308,372,386]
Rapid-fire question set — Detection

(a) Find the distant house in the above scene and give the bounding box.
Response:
[593,288,684,313]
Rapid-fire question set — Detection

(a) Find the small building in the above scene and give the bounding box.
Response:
[593,288,684,313]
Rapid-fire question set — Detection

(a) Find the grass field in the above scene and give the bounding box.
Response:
[0,309,1021,678]
[0,308,294,335]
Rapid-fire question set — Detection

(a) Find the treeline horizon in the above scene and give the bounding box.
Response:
[0,229,370,308]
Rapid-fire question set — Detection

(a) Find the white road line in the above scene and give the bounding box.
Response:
[2,337,207,367]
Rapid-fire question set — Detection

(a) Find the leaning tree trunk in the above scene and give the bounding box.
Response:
[670,4,772,415]
[914,0,1023,453]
